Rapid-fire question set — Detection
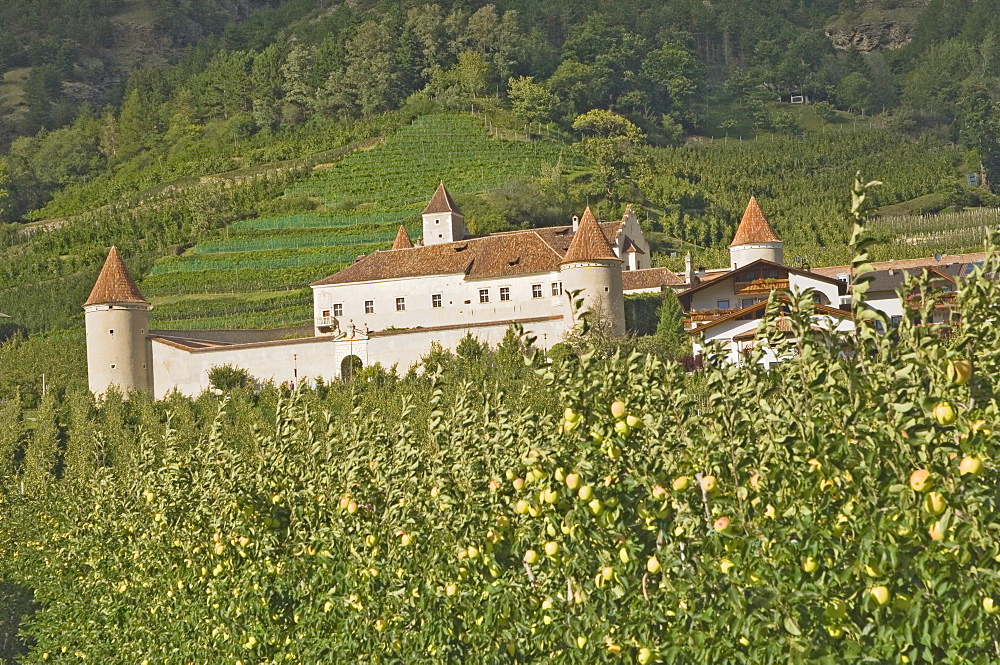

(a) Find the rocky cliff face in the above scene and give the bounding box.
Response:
[825,0,930,51]
[825,20,916,51]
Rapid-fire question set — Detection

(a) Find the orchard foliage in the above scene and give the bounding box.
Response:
[4,245,1000,662]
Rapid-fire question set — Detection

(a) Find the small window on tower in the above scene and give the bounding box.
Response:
[109,329,114,335]
[435,219,440,225]
[396,297,406,311]
[110,364,116,369]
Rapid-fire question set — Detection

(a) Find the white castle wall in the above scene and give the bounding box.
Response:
[312,271,566,335]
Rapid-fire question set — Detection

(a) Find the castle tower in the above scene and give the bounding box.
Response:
[729,197,783,269]
[84,247,152,396]
[422,182,467,246]
[559,207,625,334]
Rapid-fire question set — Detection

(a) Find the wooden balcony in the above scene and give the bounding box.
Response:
[734,278,788,295]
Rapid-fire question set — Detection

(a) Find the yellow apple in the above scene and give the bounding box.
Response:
[700,475,718,493]
[672,476,690,491]
[960,456,982,476]
[651,485,668,500]
[802,557,819,573]
[626,414,642,428]
[610,400,626,419]
[523,549,538,564]
[445,583,458,596]
[637,647,654,664]
[947,359,973,385]
[923,492,946,516]
[646,556,661,574]
[929,520,946,541]
[720,559,735,574]
[544,541,560,557]
[565,473,582,490]
[909,469,932,492]
[713,516,730,532]
[983,597,1000,614]
[870,585,891,606]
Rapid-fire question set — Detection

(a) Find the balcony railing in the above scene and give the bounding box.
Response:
[315,316,339,328]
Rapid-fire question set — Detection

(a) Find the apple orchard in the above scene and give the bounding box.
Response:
[4,258,1000,662]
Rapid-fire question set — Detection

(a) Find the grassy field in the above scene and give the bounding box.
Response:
[142,112,582,329]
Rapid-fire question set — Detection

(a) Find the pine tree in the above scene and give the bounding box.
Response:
[653,290,686,359]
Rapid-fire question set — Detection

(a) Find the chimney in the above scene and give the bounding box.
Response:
[685,251,695,285]
[697,266,706,280]
[572,215,579,231]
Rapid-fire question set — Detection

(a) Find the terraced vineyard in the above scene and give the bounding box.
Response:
[142,113,583,330]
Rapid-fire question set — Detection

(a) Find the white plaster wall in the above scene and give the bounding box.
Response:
[693,314,855,366]
[687,280,746,312]
[618,211,651,271]
[151,337,367,399]
[787,273,842,307]
[312,271,565,334]
[367,318,567,372]
[866,292,906,319]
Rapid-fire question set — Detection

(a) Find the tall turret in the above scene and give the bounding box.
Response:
[559,207,625,334]
[729,197,783,269]
[422,182,468,246]
[84,247,152,396]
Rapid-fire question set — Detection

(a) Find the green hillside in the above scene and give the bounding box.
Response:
[142,113,583,329]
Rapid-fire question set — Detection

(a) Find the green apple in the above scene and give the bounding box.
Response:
[523,549,539,565]
[651,485,668,500]
[933,402,957,426]
[445,583,458,596]
[565,473,582,490]
[825,599,848,620]
[929,520,946,541]
[700,475,717,493]
[720,559,735,574]
[646,556,661,574]
[578,485,594,501]
[588,498,604,515]
[576,636,588,649]
[544,541,560,557]
[600,565,615,581]
[614,421,631,437]
[400,533,413,547]
[514,500,530,515]
[802,557,819,573]
[564,407,581,423]
[626,414,642,428]
[467,545,480,559]
[637,647,654,664]
[983,597,1000,614]
[672,476,690,491]
[512,477,525,490]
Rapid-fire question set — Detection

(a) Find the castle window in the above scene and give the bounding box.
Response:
[333,304,343,317]
[432,294,442,308]
[110,364,116,369]
[365,300,374,314]
[396,297,405,311]
[500,287,510,301]
[479,289,490,303]
[531,284,543,299]
[109,329,114,335]
[322,310,330,317]
[552,282,562,296]
[435,219,440,225]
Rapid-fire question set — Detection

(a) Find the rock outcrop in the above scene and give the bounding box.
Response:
[825,20,916,51]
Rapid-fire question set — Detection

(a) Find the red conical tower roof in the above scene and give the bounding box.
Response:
[84,247,148,307]
[562,207,619,263]
[729,197,781,247]
[392,225,413,250]
[422,181,460,215]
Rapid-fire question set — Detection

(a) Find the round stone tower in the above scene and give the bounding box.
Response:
[559,207,625,334]
[729,196,783,269]
[84,247,152,396]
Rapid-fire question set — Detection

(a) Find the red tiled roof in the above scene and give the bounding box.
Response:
[84,247,147,306]
[622,267,685,290]
[311,231,564,286]
[730,197,781,247]
[562,207,619,263]
[688,298,851,335]
[812,252,987,278]
[392,225,413,250]
[422,182,460,215]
